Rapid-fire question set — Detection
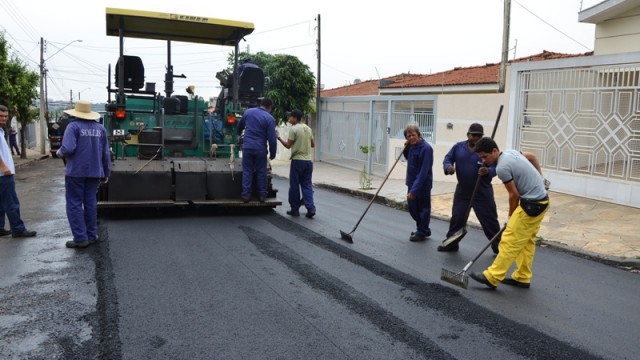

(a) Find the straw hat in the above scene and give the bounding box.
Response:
[64,100,100,120]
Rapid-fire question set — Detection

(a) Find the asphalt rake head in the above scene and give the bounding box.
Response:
[440,267,469,289]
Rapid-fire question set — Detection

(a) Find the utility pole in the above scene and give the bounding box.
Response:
[315,14,321,160]
[498,0,511,93]
[37,38,81,154]
[39,37,47,155]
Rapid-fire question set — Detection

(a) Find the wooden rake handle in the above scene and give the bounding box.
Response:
[349,144,408,232]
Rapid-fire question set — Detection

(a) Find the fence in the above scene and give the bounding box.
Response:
[317,96,436,177]
[511,53,640,207]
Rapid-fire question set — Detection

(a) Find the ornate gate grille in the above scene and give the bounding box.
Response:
[516,63,640,184]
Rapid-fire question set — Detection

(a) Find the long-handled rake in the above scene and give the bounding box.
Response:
[440,105,503,249]
[339,144,408,243]
[440,225,506,289]
[440,173,481,247]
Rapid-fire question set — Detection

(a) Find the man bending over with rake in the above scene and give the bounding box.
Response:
[469,137,549,289]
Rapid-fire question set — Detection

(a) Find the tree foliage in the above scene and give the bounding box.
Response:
[228,51,316,124]
[0,32,40,157]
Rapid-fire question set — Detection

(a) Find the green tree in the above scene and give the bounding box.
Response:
[0,32,40,158]
[228,51,316,124]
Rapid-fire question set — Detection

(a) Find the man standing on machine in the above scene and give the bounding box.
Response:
[438,123,501,253]
[237,97,277,202]
[469,137,549,289]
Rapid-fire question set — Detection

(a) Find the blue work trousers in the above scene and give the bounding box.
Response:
[0,175,26,234]
[408,190,431,236]
[241,148,268,200]
[447,196,500,240]
[288,160,315,213]
[65,176,99,242]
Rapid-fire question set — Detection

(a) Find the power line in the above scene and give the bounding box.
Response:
[0,28,39,68]
[0,0,39,40]
[252,21,312,36]
[513,0,592,50]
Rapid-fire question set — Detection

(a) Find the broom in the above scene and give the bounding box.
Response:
[339,144,408,243]
[439,104,503,249]
[440,224,506,289]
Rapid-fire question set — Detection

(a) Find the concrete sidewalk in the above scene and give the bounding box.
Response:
[13,148,50,170]
[271,159,640,268]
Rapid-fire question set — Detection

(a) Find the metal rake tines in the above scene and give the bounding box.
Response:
[440,268,469,289]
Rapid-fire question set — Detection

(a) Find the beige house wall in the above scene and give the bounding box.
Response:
[388,69,513,182]
[388,91,510,182]
[593,6,640,55]
[430,94,509,184]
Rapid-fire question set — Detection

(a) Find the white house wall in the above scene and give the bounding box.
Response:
[594,6,640,55]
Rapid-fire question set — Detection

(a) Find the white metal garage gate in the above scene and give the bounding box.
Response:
[511,54,640,208]
[317,96,436,178]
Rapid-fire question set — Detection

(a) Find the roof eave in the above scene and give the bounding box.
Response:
[579,0,640,24]
[379,83,499,95]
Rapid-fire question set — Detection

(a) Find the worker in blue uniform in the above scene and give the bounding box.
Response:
[403,124,433,242]
[438,123,501,252]
[237,58,259,77]
[236,97,277,202]
[56,100,111,249]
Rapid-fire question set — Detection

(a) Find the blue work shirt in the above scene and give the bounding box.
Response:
[0,128,15,175]
[404,139,433,195]
[57,118,111,178]
[237,61,259,77]
[237,106,277,158]
[443,140,496,200]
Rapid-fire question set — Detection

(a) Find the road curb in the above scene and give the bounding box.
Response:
[540,241,640,272]
[15,155,50,169]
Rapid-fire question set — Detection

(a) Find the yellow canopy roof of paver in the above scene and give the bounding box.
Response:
[106,8,254,46]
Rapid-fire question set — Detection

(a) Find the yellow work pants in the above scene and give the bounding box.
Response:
[483,200,549,287]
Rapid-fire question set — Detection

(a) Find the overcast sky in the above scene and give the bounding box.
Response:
[0,0,603,104]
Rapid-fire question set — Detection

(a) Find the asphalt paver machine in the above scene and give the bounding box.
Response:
[100,8,281,209]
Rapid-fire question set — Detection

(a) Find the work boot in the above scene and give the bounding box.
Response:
[12,230,37,238]
[437,242,459,252]
[409,233,427,242]
[469,272,496,289]
[502,278,530,289]
[65,240,91,249]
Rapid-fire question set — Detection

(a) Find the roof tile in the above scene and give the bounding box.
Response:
[321,50,593,96]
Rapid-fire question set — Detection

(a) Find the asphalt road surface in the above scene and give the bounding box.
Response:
[1,158,639,359]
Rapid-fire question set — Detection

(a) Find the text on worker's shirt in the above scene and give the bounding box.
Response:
[80,129,103,137]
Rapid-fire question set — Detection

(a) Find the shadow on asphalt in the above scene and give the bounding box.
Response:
[99,206,276,220]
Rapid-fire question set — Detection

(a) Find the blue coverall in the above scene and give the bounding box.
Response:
[237,106,277,201]
[443,141,501,241]
[404,139,433,237]
[57,118,111,243]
